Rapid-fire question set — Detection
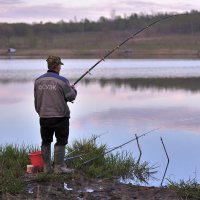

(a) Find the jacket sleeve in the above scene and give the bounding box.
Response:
[34,81,39,113]
[63,80,77,102]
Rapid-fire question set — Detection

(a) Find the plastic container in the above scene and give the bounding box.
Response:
[28,151,44,169]
[27,165,34,174]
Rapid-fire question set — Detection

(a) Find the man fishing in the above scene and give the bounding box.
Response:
[34,55,77,174]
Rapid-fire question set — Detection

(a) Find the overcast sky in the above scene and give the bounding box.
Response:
[0,0,199,23]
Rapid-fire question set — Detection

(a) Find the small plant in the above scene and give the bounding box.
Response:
[66,135,157,183]
[168,178,200,199]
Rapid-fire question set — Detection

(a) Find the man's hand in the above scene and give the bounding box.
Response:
[71,84,75,89]
[71,84,77,94]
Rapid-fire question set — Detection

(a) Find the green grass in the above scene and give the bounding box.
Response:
[65,135,157,184]
[168,178,200,199]
[0,144,39,194]
[33,173,71,183]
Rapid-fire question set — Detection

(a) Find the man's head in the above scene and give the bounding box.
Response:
[46,56,64,72]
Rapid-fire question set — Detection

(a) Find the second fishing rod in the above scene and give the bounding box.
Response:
[72,14,178,86]
[75,128,160,168]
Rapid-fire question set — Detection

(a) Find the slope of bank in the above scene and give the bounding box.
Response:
[2,172,180,200]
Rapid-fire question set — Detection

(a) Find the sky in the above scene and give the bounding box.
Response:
[0,0,199,23]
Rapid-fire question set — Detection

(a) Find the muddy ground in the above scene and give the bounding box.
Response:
[1,171,182,200]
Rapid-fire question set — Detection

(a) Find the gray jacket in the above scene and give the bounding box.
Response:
[34,70,77,118]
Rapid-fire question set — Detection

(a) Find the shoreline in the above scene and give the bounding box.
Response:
[2,172,180,200]
[0,48,200,59]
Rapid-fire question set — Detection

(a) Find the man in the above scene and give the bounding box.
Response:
[34,55,77,174]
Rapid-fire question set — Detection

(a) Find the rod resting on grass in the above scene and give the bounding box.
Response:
[76,128,160,168]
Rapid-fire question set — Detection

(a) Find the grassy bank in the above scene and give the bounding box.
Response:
[0,136,156,195]
[1,138,200,199]
[0,145,36,194]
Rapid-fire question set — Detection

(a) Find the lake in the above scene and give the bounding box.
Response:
[1,58,200,186]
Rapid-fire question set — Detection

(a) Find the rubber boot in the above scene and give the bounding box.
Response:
[41,145,53,173]
[54,145,74,174]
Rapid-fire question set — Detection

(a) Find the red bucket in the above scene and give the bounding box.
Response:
[28,150,44,169]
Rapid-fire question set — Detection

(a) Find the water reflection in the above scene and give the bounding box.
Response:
[70,82,200,136]
[1,81,200,141]
[69,82,200,185]
[81,77,200,92]
[73,106,200,134]
[2,75,200,92]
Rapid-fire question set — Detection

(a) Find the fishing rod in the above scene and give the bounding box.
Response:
[73,14,177,86]
[76,128,160,168]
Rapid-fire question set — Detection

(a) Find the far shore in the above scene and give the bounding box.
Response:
[0,48,200,59]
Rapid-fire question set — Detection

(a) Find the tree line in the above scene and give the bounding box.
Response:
[0,10,200,38]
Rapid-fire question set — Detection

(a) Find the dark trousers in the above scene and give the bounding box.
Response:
[40,117,69,146]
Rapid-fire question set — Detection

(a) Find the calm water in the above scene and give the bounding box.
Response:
[1,58,200,186]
